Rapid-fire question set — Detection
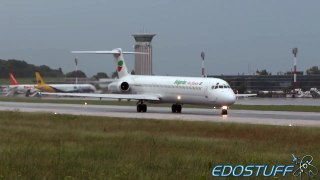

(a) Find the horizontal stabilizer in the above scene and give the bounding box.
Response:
[71,51,148,54]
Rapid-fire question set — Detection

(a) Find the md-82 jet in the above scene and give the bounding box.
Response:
[42,48,253,115]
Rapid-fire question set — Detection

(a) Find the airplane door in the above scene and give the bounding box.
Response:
[206,85,217,102]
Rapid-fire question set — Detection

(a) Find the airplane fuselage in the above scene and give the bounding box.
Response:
[9,84,37,94]
[36,84,96,93]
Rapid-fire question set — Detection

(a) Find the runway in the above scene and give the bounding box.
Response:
[236,97,320,106]
[0,101,320,127]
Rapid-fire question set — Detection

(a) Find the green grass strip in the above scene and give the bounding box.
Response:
[0,111,319,179]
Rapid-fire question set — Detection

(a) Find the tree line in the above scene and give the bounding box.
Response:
[0,59,112,79]
[0,59,63,78]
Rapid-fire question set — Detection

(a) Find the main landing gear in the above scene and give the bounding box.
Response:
[171,104,182,113]
[136,100,147,112]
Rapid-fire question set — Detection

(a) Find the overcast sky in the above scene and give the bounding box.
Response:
[1,0,319,77]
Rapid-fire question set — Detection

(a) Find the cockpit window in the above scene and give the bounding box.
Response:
[213,83,233,89]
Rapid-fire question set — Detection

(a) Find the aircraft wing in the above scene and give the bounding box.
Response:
[5,87,18,96]
[40,92,160,101]
[236,94,257,97]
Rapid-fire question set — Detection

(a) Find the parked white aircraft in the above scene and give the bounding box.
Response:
[5,72,96,96]
[42,48,251,115]
[6,73,37,97]
[35,72,96,93]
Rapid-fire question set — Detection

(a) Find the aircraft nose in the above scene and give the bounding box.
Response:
[223,92,236,105]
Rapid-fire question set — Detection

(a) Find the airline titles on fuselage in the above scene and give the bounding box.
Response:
[174,80,203,86]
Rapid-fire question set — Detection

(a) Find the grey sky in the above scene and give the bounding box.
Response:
[1,0,319,77]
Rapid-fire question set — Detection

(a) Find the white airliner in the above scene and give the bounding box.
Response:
[5,72,96,96]
[6,73,37,96]
[42,48,253,115]
[35,72,96,93]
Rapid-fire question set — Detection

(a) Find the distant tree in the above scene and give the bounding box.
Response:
[93,72,109,80]
[65,70,87,78]
[131,70,135,75]
[111,71,118,79]
[256,69,271,76]
[306,66,320,75]
[0,59,63,78]
[58,67,63,74]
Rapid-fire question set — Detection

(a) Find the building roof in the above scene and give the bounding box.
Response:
[132,33,156,42]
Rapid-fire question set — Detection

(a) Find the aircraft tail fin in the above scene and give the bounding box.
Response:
[35,72,46,85]
[9,73,18,85]
[71,48,146,79]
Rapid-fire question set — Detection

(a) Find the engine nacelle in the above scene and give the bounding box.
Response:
[108,81,131,93]
[120,82,130,91]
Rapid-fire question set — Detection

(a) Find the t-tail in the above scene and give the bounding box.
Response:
[114,50,129,78]
[35,72,46,85]
[71,48,145,79]
[9,73,18,85]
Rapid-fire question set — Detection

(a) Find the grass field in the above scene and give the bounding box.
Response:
[1,96,320,113]
[0,111,319,179]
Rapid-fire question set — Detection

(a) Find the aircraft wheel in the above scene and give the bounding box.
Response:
[171,104,177,113]
[221,109,228,115]
[137,104,147,112]
[176,104,182,113]
[137,104,142,112]
[172,104,182,113]
[142,104,147,112]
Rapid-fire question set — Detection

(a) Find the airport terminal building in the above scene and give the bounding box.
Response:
[211,74,320,93]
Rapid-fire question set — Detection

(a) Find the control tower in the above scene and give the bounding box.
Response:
[132,33,156,75]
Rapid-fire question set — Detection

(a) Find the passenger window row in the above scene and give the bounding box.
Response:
[143,84,202,90]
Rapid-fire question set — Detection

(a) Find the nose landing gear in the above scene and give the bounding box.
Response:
[221,109,228,115]
[221,106,228,115]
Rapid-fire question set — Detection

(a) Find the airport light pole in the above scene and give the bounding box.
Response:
[292,48,298,92]
[75,58,78,84]
[201,51,205,77]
